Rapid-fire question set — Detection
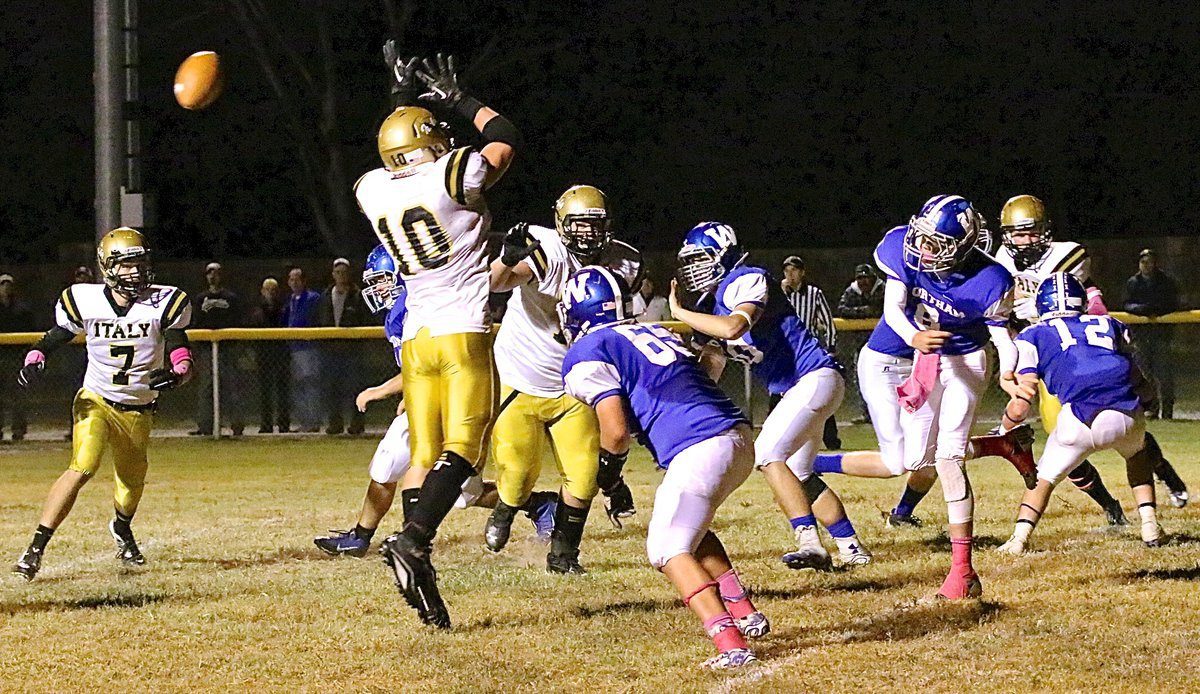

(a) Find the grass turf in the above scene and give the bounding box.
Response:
[1,421,1198,692]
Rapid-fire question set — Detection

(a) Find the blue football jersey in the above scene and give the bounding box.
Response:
[562,322,748,468]
[384,292,408,369]
[868,226,1013,357]
[1016,315,1141,425]
[713,265,838,395]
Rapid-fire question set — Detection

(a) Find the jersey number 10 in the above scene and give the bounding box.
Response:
[376,205,452,275]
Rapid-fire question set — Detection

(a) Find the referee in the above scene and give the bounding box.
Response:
[777,255,841,449]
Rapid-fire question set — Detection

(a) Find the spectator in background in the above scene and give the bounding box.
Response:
[282,266,322,432]
[778,254,841,448]
[0,273,35,441]
[1123,248,1180,419]
[250,276,289,433]
[837,263,885,423]
[190,262,245,436]
[317,258,369,435]
[632,276,670,323]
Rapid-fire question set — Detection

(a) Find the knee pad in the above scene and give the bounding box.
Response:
[646,531,692,570]
[801,474,828,503]
[935,457,971,503]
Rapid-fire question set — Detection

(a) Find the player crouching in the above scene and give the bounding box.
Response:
[314,247,518,557]
[560,266,765,670]
[12,228,193,581]
[997,273,1166,554]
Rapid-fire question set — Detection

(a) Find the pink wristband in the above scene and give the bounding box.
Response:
[169,347,192,373]
[24,350,46,366]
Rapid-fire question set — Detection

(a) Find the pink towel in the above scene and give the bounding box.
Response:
[897,352,940,413]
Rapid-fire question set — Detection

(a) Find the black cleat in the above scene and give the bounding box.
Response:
[484,502,517,553]
[109,520,146,566]
[1104,500,1130,527]
[546,549,587,575]
[313,529,371,557]
[884,511,924,529]
[12,546,42,582]
[380,532,450,629]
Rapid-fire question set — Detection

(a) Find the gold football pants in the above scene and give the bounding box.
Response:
[401,328,497,471]
[68,389,155,517]
[492,384,601,507]
[1039,381,1061,434]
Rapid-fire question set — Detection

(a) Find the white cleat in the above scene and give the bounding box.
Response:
[838,543,873,567]
[1141,521,1166,548]
[1167,489,1189,509]
[996,536,1027,555]
[735,611,770,639]
[701,648,759,670]
[781,525,831,570]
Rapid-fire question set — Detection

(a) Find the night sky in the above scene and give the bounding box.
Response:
[1,1,1198,263]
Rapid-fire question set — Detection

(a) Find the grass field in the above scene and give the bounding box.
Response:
[2,422,1199,693]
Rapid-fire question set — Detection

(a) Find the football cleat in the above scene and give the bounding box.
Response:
[935,570,983,600]
[782,525,831,571]
[380,532,451,629]
[838,543,873,567]
[313,529,370,558]
[995,536,1027,555]
[735,611,770,639]
[12,546,43,582]
[526,492,558,543]
[484,503,517,553]
[109,520,146,566]
[1167,488,1189,509]
[1141,521,1165,548]
[884,512,924,529]
[701,648,760,670]
[546,549,587,575]
[1103,500,1129,527]
[998,424,1038,490]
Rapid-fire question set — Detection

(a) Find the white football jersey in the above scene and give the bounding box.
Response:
[494,226,642,397]
[355,147,492,341]
[994,240,1091,301]
[56,283,191,406]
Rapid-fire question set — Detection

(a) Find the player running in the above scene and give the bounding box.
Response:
[357,52,528,629]
[12,228,193,581]
[560,266,766,670]
[873,194,1022,599]
[314,246,533,557]
[670,222,871,570]
[997,273,1167,553]
[485,184,642,574]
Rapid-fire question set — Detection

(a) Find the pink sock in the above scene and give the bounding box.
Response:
[716,569,756,619]
[950,536,974,571]
[703,612,748,653]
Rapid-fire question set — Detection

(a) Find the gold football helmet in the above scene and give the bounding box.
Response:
[97,227,153,295]
[377,106,451,173]
[554,185,612,259]
[999,194,1052,268]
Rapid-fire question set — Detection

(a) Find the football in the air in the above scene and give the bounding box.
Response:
[173,51,223,110]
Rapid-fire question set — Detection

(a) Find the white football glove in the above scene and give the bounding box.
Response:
[1013,296,1039,322]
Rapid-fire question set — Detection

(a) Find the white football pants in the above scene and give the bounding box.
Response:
[1038,406,1146,485]
[755,367,844,479]
[369,415,483,508]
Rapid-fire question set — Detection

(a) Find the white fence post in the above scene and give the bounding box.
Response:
[211,339,220,440]
[743,362,754,427]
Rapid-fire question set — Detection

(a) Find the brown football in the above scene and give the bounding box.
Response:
[173,51,223,110]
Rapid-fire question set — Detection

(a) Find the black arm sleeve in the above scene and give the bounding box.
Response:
[480,114,522,150]
[164,328,191,355]
[30,326,77,355]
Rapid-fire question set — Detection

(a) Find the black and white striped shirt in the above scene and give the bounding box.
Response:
[783,283,836,351]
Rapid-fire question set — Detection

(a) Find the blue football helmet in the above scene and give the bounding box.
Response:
[676,222,748,294]
[557,265,634,344]
[362,244,405,313]
[903,195,982,273]
[1035,272,1086,320]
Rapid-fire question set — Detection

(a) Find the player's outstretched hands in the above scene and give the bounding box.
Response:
[500,222,541,267]
[16,350,46,389]
[383,39,421,105]
[999,370,1036,400]
[416,53,467,109]
[603,478,636,529]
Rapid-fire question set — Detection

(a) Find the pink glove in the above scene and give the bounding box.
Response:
[169,347,192,376]
[24,350,46,366]
[1086,288,1108,315]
